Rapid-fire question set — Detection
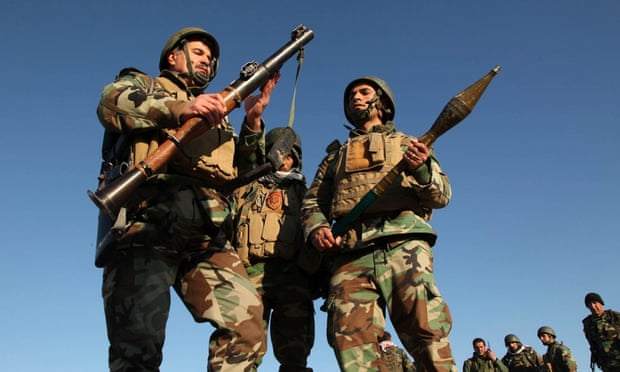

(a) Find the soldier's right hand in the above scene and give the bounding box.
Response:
[311,227,342,252]
[486,349,497,361]
[179,93,226,127]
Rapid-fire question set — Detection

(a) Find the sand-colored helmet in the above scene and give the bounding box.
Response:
[504,334,521,346]
[537,326,556,338]
[159,27,220,87]
[343,76,396,125]
[266,127,302,169]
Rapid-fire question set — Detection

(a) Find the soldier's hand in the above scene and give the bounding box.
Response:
[487,349,497,361]
[403,137,429,170]
[311,226,342,252]
[180,93,226,127]
[244,71,281,130]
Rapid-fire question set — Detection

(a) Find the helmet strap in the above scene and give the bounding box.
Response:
[180,41,211,91]
[347,94,381,126]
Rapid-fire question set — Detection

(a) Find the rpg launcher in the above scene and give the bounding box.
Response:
[225,126,298,190]
[88,24,315,219]
[331,66,501,237]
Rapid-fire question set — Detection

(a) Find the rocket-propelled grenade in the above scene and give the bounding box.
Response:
[332,66,501,237]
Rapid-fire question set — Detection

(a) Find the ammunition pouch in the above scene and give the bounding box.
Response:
[332,132,405,218]
[167,122,238,186]
[235,181,303,265]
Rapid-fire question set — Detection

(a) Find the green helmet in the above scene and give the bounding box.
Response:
[159,27,220,88]
[504,334,521,346]
[343,76,396,126]
[265,127,302,169]
[537,326,556,338]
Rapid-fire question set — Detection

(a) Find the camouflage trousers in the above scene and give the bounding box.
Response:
[246,259,315,372]
[323,239,456,372]
[101,185,266,371]
[102,242,265,371]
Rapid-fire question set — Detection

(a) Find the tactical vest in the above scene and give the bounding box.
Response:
[331,131,429,220]
[234,179,304,266]
[156,77,237,185]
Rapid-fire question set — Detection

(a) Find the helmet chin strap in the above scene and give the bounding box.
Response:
[348,94,381,126]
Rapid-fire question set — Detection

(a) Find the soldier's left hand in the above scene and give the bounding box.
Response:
[403,137,429,170]
[311,226,342,252]
[244,71,281,130]
[487,349,497,361]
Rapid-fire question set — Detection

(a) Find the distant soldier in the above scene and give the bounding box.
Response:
[582,292,620,372]
[537,326,577,372]
[231,127,317,372]
[501,334,544,372]
[378,331,416,372]
[463,338,508,372]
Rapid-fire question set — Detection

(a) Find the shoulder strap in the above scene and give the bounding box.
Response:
[523,347,539,367]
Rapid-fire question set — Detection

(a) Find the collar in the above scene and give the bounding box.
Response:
[348,121,396,138]
[159,70,203,96]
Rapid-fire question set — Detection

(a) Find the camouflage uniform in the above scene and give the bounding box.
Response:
[463,353,509,372]
[96,65,266,371]
[302,121,456,372]
[231,169,316,372]
[541,342,577,372]
[583,309,620,372]
[501,345,544,372]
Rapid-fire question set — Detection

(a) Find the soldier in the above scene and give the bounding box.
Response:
[378,331,416,372]
[94,26,279,371]
[463,338,508,372]
[501,334,544,372]
[536,326,577,372]
[582,292,620,372]
[231,127,317,372]
[301,76,456,371]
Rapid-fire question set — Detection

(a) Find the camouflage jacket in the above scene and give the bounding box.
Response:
[301,122,451,252]
[96,68,264,240]
[380,345,416,372]
[463,353,509,372]
[583,309,620,369]
[502,345,544,372]
[541,342,577,372]
[97,68,264,178]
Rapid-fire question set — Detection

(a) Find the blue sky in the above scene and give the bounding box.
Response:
[1,1,618,371]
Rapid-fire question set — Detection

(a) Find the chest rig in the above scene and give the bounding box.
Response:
[331,131,425,220]
[235,178,304,266]
[155,77,237,185]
